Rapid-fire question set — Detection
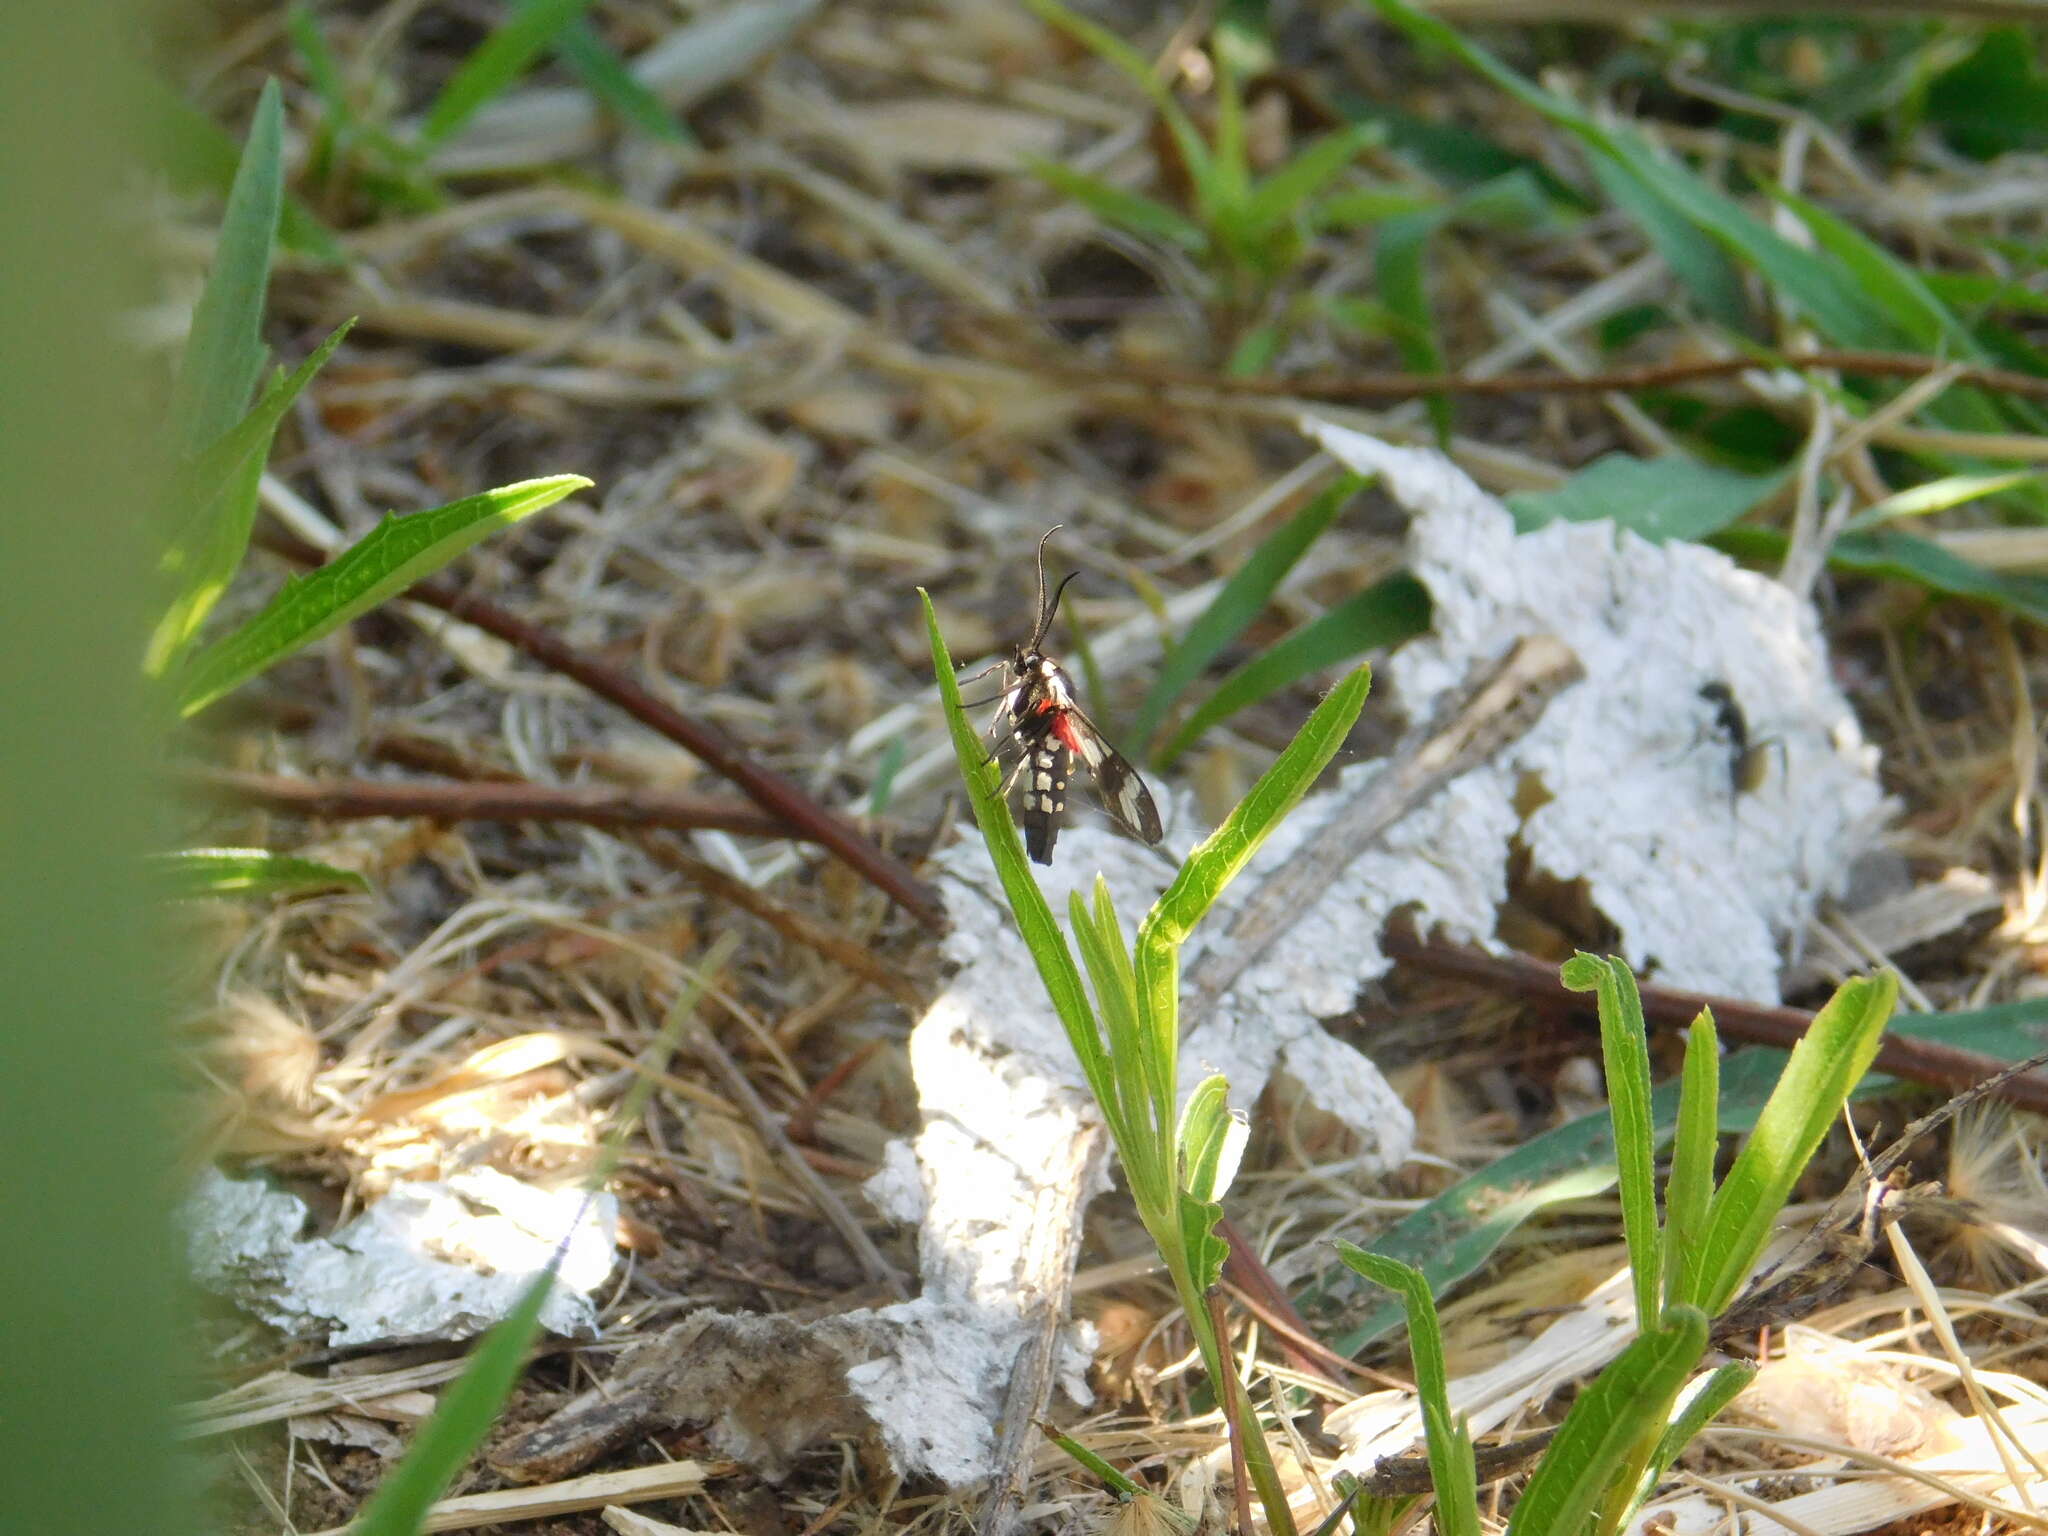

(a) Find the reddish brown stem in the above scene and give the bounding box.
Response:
[1385,930,2048,1115]
[252,527,943,928]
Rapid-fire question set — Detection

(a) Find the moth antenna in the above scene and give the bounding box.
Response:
[1024,524,1066,651]
[1032,571,1081,652]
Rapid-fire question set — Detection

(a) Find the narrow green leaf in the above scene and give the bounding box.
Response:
[1375,208,1453,443]
[1240,124,1381,236]
[288,4,352,124]
[1561,956,1661,1332]
[1144,663,1371,953]
[1508,453,1781,544]
[1716,522,2048,628]
[175,475,590,715]
[150,321,357,674]
[1157,574,1428,769]
[1586,154,1747,332]
[1336,1248,1481,1536]
[148,847,369,898]
[1029,158,1209,253]
[1858,470,2044,523]
[1067,888,1145,1159]
[170,78,283,453]
[922,591,1115,1121]
[556,18,698,149]
[1639,1361,1754,1502]
[1661,1010,1719,1314]
[417,0,596,150]
[1502,1308,1708,1536]
[1357,0,1906,350]
[1043,1428,1157,1504]
[1695,972,1896,1315]
[1131,473,1365,757]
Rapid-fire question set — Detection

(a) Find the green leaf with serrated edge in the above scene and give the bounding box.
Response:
[175,475,589,715]
[1157,574,1426,769]
[417,0,596,150]
[1357,0,1906,352]
[170,79,282,452]
[1503,1308,1708,1536]
[1661,1010,1719,1314]
[148,848,369,899]
[1695,972,1895,1316]
[1507,453,1782,544]
[354,933,733,1535]
[556,18,697,148]
[1132,472,1364,757]
[1561,956,1661,1331]
[1178,1073,1245,1206]
[1336,1249,1481,1536]
[923,591,1124,1137]
[150,321,357,674]
[1029,158,1209,253]
[1638,1361,1753,1507]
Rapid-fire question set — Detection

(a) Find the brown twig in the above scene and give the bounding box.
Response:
[1026,349,2048,406]
[642,836,928,1011]
[182,764,822,840]
[252,526,944,928]
[1208,1291,1260,1536]
[1384,930,2048,1115]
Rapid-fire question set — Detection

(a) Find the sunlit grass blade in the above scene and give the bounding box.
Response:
[1561,956,1661,1330]
[169,79,281,453]
[1693,971,1895,1314]
[1856,470,2044,523]
[1143,663,1369,961]
[1660,1010,1719,1314]
[1029,158,1208,253]
[1131,473,1365,757]
[416,0,595,151]
[1156,574,1427,769]
[1502,1308,1708,1536]
[148,847,369,898]
[1240,124,1381,237]
[1336,1249,1480,1536]
[174,475,590,716]
[150,321,356,673]
[1638,1361,1753,1504]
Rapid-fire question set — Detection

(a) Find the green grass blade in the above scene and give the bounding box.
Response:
[1375,208,1454,443]
[1335,1248,1481,1536]
[149,321,356,674]
[555,18,698,148]
[1019,0,1213,195]
[148,847,370,898]
[1156,574,1427,769]
[174,475,590,716]
[1131,473,1365,757]
[1714,522,2048,628]
[1857,470,2044,524]
[169,78,282,453]
[1240,124,1381,236]
[1585,154,1747,331]
[416,0,596,151]
[1066,887,1145,1156]
[1561,956,1661,1330]
[921,591,1110,1105]
[1143,663,1370,953]
[1029,158,1209,253]
[1638,1360,1753,1503]
[1358,0,1905,351]
[1502,1308,1708,1536]
[1660,1010,1719,1314]
[1695,971,1896,1315]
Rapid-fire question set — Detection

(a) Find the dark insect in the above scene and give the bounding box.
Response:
[968,528,1164,864]
[1699,681,1780,802]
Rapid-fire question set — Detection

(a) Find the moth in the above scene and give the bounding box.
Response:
[968,528,1164,864]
